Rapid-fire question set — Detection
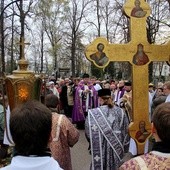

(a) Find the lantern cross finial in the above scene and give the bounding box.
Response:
[18,37,30,59]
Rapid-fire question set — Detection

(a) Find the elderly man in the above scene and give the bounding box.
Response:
[49,81,60,99]
[163,81,170,102]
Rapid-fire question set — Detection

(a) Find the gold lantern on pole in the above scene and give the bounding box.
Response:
[5,38,42,111]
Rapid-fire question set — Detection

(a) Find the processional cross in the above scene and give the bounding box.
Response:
[85,0,170,154]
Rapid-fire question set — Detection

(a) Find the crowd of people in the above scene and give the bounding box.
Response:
[39,74,170,169]
[0,74,170,169]
[41,74,133,126]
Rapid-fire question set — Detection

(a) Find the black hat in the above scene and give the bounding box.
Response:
[98,89,111,97]
[82,73,89,78]
[124,81,132,86]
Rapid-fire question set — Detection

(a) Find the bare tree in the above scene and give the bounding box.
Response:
[33,0,68,74]
[64,0,91,76]
[0,0,34,73]
[0,0,5,72]
[17,0,33,59]
[146,0,170,82]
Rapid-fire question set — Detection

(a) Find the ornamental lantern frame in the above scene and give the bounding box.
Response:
[5,39,42,111]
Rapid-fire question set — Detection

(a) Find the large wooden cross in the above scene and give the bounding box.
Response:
[85,0,170,154]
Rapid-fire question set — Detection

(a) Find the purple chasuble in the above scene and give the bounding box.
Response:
[72,80,98,123]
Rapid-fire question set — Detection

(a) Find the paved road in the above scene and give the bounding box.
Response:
[70,130,134,170]
[71,130,91,170]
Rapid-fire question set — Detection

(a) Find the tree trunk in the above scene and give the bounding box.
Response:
[40,24,44,73]
[0,0,5,72]
[71,37,76,77]
[20,0,25,59]
[96,0,101,37]
[10,8,15,73]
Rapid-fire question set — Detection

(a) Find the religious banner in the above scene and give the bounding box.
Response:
[85,0,170,154]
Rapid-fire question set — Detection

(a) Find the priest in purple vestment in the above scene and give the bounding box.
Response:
[72,73,98,129]
[85,89,130,170]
